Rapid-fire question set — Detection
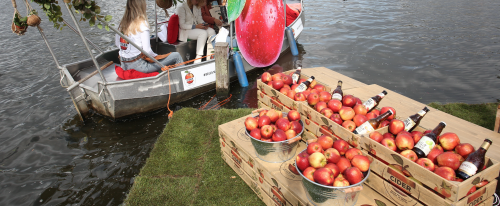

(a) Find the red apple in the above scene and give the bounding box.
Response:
[319,91,332,102]
[298,78,306,85]
[275,118,290,131]
[339,107,355,121]
[261,72,272,83]
[381,137,397,151]
[324,163,341,178]
[258,115,272,127]
[315,101,328,113]
[436,152,461,170]
[400,150,418,162]
[330,116,343,125]
[245,117,259,131]
[279,87,290,96]
[296,151,310,171]
[327,99,343,113]
[259,110,268,117]
[342,95,357,108]
[337,157,352,173]
[355,98,362,105]
[314,168,335,186]
[267,81,273,87]
[272,129,287,142]
[314,84,325,91]
[342,120,356,132]
[303,167,316,182]
[353,104,368,116]
[379,120,390,128]
[416,158,435,171]
[307,93,320,106]
[285,129,297,140]
[380,107,396,120]
[369,131,384,143]
[272,80,284,90]
[371,109,380,115]
[320,108,334,119]
[261,138,272,142]
[383,133,394,140]
[291,84,299,91]
[324,148,341,164]
[302,90,311,98]
[260,125,273,139]
[427,148,444,164]
[352,114,368,127]
[455,143,475,159]
[365,112,378,119]
[266,109,280,123]
[434,166,456,181]
[287,110,301,121]
[389,119,405,135]
[309,152,327,169]
[435,145,444,152]
[294,92,306,101]
[286,89,296,99]
[250,128,262,140]
[345,148,363,161]
[395,132,414,150]
[439,133,460,151]
[333,174,350,187]
[317,135,334,150]
[309,89,319,95]
[411,131,423,143]
[272,73,283,81]
[282,74,293,85]
[307,142,324,155]
[351,155,370,172]
[333,139,349,155]
[290,120,303,134]
[283,84,291,90]
[344,167,364,185]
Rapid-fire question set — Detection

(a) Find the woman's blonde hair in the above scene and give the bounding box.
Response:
[119,0,148,35]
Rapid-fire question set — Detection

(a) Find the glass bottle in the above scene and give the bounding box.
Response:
[353,110,393,135]
[412,122,446,158]
[294,76,315,93]
[292,60,302,84]
[457,139,492,180]
[403,107,430,132]
[331,81,343,101]
[362,90,388,111]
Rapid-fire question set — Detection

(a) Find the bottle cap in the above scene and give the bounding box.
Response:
[382,90,387,95]
[440,121,446,126]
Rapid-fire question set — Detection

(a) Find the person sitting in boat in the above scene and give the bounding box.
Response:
[115,0,183,73]
[201,0,223,31]
[177,0,216,63]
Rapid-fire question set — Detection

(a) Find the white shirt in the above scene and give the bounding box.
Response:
[115,21,157,59]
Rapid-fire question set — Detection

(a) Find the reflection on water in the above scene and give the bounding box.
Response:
[0,0,499,204]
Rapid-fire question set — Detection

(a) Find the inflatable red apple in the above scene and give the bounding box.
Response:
[235,0,285,67]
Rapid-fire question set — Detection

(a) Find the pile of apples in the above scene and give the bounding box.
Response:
[296,136,370,187]
[244,109,303,142]
[261,72,327,102]
[370,122,478,182]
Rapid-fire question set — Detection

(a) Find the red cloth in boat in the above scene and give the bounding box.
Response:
[286,4,300,27]
[167,14,180,44]
[115,65,159,80]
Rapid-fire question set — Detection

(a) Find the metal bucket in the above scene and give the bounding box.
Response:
[295,149,370,206]
[246,112,304,163]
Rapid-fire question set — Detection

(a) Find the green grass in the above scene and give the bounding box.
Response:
[428,102,497,130]
[124,108,265,206]
[125,102,498,205]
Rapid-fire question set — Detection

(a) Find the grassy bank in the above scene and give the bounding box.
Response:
[124,102,497,205]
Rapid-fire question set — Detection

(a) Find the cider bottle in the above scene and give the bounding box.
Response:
[362,90,387,111]
[353,110,393,135]
[331,81,343,101]
[294,76,315,93]
[292,60,302,84]
[412,122,446,158]
[403,107,430,132]
[457,139,492,180]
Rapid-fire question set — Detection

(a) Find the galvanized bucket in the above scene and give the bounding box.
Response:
[295,149,370,206]
[246,112,304,163]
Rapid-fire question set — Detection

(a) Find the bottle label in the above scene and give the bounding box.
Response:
[458,161,478,176]
[363,98,376,110]
[353,122,375,135]
[417,110,426,116]
[377,92,385,98]
[414,136,435,156]
[332,93,343,101]
[292,73,300,84]
[295,83,308,93]
[403,118,416,132]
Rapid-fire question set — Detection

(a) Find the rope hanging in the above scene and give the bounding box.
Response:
[11,0,28,35]
[24,0,41,27]
[161,54,215,71]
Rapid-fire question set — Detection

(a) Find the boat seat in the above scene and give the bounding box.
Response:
[150,38,198,62]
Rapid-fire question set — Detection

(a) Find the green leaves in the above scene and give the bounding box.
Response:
[227,0,246,22]
[391,154,404,165]
[105,15,112,22]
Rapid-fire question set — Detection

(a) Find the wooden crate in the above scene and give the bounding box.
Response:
[357,126,500,202]
[219,114,398,206]
[258,90,292,113]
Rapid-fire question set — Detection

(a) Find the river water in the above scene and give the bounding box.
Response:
[1,0,499,205]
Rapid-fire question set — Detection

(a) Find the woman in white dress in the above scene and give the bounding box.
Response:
[177,0,216,63]
[115,0,183,73]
